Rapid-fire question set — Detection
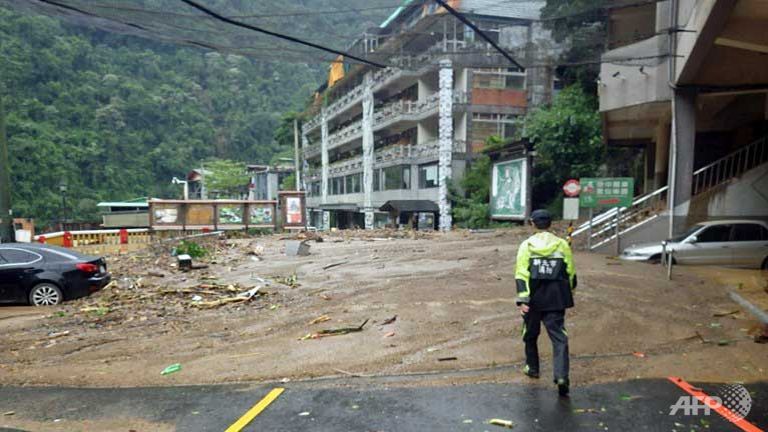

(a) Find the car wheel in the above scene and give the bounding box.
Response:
[762,257,768,271]
[29,283,63,306]
[649,254,661,264]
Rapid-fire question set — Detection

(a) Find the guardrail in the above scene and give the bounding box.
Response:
[34,228,151,247]
[572,186,668,250]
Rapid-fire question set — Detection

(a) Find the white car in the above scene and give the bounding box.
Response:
[620,220,768,269]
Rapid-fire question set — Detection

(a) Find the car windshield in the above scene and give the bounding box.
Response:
[668,224,704,243]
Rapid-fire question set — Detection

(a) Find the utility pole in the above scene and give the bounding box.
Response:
[0,93,13,243]
[293,118,301,191]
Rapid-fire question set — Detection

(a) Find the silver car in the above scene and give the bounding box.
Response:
[620,220,768,269]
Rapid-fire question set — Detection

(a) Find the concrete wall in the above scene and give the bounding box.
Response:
[693,162,768,219]
[599,36,671,113]
[455,113,468,143]
[472,88,527,107]
[418,77,438,102]
[455,68,468,93]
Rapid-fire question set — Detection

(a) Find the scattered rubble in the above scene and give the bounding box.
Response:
[300,319,369,340]
[489,418,515,428]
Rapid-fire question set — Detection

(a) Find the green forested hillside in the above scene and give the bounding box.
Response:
[0,3,385,226]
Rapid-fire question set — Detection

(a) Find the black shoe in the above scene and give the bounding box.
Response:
[556,378,570,397]
[523,365,539,379]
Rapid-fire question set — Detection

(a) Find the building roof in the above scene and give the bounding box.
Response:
[380,0,545,29]
[97,199,149,208]
[459,0,545,20]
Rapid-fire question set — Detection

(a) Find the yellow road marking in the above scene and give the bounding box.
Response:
[225,387,285,432]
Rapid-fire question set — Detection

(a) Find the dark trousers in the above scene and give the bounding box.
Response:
[522,309,569,382]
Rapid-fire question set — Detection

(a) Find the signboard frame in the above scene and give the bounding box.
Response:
[578,177,635,209]
[490,157,529,221]
[278,191,307,230]
[148,199,277,231]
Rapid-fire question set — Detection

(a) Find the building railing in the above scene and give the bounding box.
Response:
[692,135,768,195]
[329,157,364,176]
[304,140,468,181]
[303,115,322,134]
[307,91,468,157]
[328,119,364,148]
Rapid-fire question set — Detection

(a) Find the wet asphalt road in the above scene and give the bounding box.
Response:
[1,378,766,431]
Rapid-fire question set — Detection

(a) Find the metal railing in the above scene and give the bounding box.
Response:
[573,134,768,251]
[572,186,668,250]
[692,135,768,195]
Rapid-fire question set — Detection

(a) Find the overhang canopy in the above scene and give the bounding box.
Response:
[379,200,439,213]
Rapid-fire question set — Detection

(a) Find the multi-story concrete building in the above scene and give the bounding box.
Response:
[581,0,768,251]
[301,1,562,230]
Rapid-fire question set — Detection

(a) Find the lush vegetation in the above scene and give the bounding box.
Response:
[0,5,363,227]
[523,86,604,214]
[452,87,604,227]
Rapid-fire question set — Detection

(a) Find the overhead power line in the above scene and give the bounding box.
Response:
[432,0,523,70]
[176,0,387,69]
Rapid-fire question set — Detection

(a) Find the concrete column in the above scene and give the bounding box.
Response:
[301,133,309,192]
[438,59,454,232]
[668,88,696,236]
[654,122,670,190]
[362,72,375,230]
[320,108,329,205]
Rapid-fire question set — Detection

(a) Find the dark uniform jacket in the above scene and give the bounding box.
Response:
[515,231,577,311]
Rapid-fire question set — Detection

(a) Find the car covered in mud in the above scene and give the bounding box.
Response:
[620,220,768,269]
[0,243,111,306]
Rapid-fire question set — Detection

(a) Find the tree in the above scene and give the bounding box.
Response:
[202,159,248,198]
[450,136,510,228]
[522,85,604,212]
[541,0,608,92]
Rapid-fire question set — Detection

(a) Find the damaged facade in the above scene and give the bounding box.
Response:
[301,0,563,230]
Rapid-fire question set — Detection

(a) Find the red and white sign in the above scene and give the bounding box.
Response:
[563,179,581,197]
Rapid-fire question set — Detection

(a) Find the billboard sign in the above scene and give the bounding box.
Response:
[490,157,527,220]
[579,177,634,208]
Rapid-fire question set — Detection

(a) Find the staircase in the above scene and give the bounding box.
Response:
[573,134,768,251]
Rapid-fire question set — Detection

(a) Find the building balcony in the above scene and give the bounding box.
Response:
[302,56,443,136]
[304,93,467,161]
[304,143,321,159]
[329,156,363,177]
[304,139,466,183]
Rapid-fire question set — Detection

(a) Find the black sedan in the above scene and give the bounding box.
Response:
[0,243,111,306]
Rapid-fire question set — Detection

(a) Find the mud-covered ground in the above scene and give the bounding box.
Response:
[1,228,766,388]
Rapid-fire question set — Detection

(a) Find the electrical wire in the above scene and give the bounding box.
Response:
[12,0,680,70]
[176,0,387,68]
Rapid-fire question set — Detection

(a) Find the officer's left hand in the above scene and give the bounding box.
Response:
[518,304,529,315]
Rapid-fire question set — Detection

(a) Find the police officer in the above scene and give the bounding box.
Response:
[515,209,577,396]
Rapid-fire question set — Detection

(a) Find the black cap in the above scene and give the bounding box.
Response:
[530,209,552,229]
